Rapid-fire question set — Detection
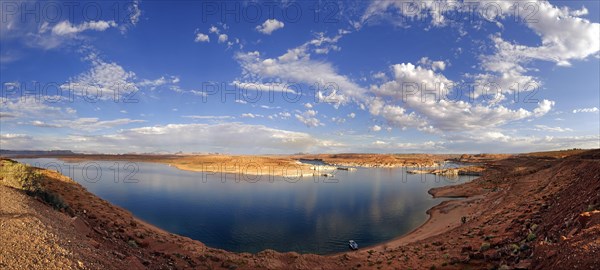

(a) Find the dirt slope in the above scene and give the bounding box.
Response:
[0,185,129,269]
[426,149,600,269]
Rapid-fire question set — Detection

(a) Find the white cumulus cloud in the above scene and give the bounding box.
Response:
[194,33,210,42]
[51,20,117,36]
[370,125,382,132]
[218,34,228,43]
[573,107,599,113]
[256,19,285,35]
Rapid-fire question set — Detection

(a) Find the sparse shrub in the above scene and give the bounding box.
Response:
[526,233,537,242]
[128,239,139,248]
[1,161,42,192]
[37,190,68,210]
[1,160,68,210]
[480,242,491,251]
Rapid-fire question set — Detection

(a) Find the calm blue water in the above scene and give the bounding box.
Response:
[17,158,475,254]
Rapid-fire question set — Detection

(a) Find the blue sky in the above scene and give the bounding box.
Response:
[1,0,599,154]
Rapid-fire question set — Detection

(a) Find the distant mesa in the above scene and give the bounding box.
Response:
[0,149,78,157]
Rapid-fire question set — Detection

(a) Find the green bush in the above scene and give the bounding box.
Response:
[510,243,520,253]
[37,190,68,210]
[530,224,538,231]
[1,161,42,192]
[479,242,491,251]
[1,160,68,210]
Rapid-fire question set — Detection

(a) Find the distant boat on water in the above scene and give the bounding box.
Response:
[348,240,358,250]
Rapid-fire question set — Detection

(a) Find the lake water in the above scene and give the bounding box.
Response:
[16,158,475,254]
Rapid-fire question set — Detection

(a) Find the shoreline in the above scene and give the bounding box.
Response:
[369,195,480,250]
[6,153,468,177]
[92,178,481,257]
[335,186,481,256]
[14,155,482,255]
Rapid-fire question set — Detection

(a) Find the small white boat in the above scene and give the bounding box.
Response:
[348,240,358,250]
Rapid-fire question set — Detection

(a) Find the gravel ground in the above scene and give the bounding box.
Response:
[0,185,112,270]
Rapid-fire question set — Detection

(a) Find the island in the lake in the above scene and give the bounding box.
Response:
[1,149,599,269]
